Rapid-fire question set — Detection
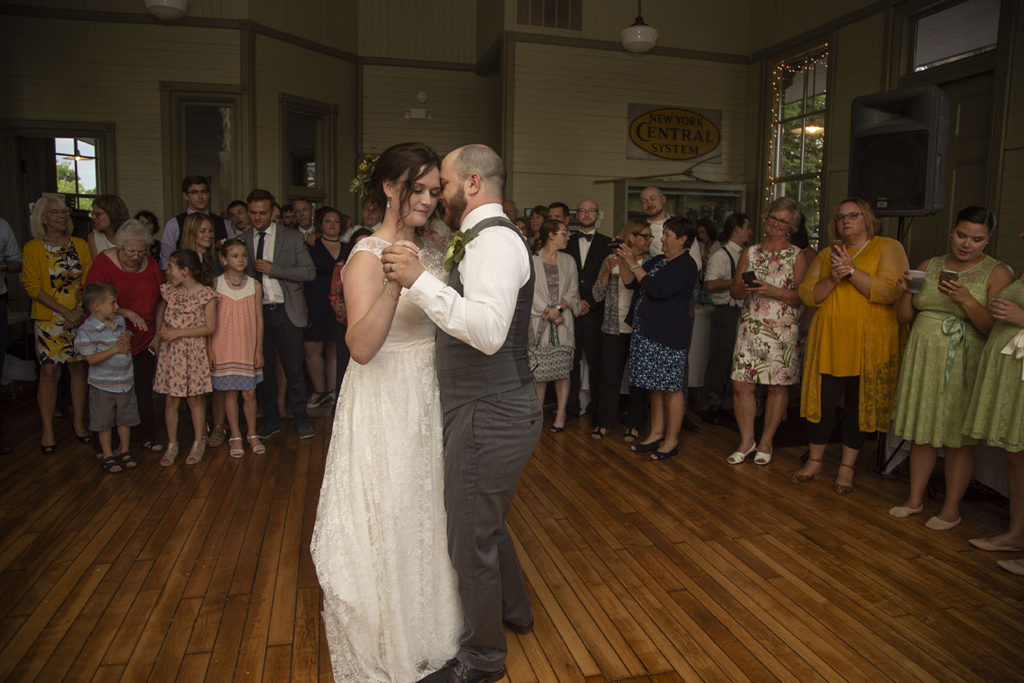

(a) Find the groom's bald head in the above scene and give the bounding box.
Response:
[447,145,505,196]
[440,145,505,225]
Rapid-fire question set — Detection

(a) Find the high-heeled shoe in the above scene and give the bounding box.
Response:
[185,438,206,465]
[631,438,663,453]
[833,463,855,495]
[160,442,179,467]
[726,443,756,465]
[650,445,678,461]
[790,456,823,484]
[247,434,266,455]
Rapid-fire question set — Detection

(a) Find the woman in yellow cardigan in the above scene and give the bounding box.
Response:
[791,198,908,494]
[22,196,92,452]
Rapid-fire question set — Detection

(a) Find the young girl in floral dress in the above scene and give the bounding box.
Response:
[153,249,217,466]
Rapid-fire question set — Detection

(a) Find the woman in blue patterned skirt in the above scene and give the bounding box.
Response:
[620,216,698,461]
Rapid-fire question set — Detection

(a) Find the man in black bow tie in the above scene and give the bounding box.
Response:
[562,198,611,422]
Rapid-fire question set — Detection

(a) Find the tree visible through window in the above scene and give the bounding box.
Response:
[55,137,99,211]
[766,47,828,245]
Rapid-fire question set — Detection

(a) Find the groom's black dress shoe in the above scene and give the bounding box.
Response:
[418,659,505,683]
[503,617,534,634]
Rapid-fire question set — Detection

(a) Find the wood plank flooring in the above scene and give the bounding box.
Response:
[0,396,1022,682]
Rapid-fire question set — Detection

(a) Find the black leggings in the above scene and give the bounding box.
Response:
[806,374,869,450]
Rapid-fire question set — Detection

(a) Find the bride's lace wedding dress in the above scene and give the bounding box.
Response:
[311,236,461,682]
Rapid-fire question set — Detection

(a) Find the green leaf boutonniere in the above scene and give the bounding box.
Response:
[444,230,480,272]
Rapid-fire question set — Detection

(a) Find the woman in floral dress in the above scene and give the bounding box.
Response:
[726,197,810,466]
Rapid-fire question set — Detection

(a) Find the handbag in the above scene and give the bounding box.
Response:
[528,319,572,383]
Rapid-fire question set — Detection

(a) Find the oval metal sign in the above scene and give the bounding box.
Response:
[629,108,721,160]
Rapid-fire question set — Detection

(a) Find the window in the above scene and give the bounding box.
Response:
[766,47,828,243]
[914,0,999,72]
[281,95,335,206]
[516,0,582,30]
[55,137,99,211]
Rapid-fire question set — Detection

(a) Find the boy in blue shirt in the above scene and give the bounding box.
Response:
[74,282,139,473]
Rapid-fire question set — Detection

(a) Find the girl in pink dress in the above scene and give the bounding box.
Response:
[153,249,217,466]
[209,239,265,457]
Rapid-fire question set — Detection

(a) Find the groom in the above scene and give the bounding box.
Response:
[382,144,541,683]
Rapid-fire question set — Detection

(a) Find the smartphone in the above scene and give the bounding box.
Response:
[742,271,760,287]
[938,269,959,286]
[608,238,624,250]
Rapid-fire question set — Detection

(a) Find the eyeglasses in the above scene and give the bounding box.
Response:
[47,208,69,216]
[836,211,862,222]
[765,215,792,227]
[634,233,653,239]
[91,209,106,217]
[123,249,147,257]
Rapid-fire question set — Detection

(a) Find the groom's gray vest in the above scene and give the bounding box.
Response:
[435,216,534,413]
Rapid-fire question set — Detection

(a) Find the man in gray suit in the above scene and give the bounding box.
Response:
[243,188,316,440]
[383,145,541,683]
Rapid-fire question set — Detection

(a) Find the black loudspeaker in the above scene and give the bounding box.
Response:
[848,85,950,216]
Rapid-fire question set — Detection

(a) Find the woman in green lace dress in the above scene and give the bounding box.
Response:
[888,207,1014,530]
[963,229,1024,576]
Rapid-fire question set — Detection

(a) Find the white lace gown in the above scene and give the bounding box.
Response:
[311,237,462,682]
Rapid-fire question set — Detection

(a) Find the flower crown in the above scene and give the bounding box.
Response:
[348,154,379,198]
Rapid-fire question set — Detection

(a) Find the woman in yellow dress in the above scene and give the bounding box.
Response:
[791,198,908,494]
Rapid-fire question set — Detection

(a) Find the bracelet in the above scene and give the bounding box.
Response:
[844,268,855,280]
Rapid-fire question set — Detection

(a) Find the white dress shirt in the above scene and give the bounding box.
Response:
[407,203,531,355]
[254,222,285,304]
[648,214,702,274]
[706,240,744,306]
[577,227,595,266]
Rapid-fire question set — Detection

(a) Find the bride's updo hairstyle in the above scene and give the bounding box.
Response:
[365,142,441,224]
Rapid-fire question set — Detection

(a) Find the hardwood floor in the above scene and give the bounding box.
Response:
[0,397,1022,682]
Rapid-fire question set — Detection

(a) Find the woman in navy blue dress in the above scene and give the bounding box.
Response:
[620,216,699,461]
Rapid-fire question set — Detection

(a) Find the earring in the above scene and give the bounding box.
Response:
[387,198,391,209]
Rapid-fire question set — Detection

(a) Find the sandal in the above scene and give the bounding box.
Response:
[623,427,639,443]
[790,457,823,484]
[74,430,92,444]
[247,434,266,455]
[754,447,773,466]
[100,454,123,473]
[833,463,855,495]
[207,424,227,448]
[119,452,138,469]
[185,439,206,465]
[228,437,244,459]
[160,442,179,467]
[141,440,164,453]
[40,442,57,454]
[590,427,609,440]
[727,443,756,465]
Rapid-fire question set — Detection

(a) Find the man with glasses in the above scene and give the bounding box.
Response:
[563,199,612,422]
[159,175,234,268]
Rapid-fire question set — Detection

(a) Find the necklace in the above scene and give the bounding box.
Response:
[224,274,247,288]
[321,237,341,243]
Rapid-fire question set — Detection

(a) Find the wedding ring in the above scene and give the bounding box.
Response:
[387,263,393,273]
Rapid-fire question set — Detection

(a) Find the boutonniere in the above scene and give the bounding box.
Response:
[444,230,480,272]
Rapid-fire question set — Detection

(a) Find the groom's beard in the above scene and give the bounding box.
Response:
[443,188,467,231]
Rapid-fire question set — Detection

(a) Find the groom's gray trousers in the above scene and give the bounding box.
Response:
[443,381,541,672]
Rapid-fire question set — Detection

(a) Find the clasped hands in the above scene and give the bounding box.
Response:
[380,241,424,289]
[830,243,855,281]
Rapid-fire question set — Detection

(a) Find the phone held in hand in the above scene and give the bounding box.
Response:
[938,269,959,286]
[608,238,624,250]
[742,271,760,287]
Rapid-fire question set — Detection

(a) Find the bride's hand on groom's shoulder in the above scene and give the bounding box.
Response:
[381,243,425,289]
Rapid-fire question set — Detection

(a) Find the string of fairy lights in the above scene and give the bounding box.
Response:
[764,46,830,216]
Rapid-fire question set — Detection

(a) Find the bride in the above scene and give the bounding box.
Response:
[310,142,461,682]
